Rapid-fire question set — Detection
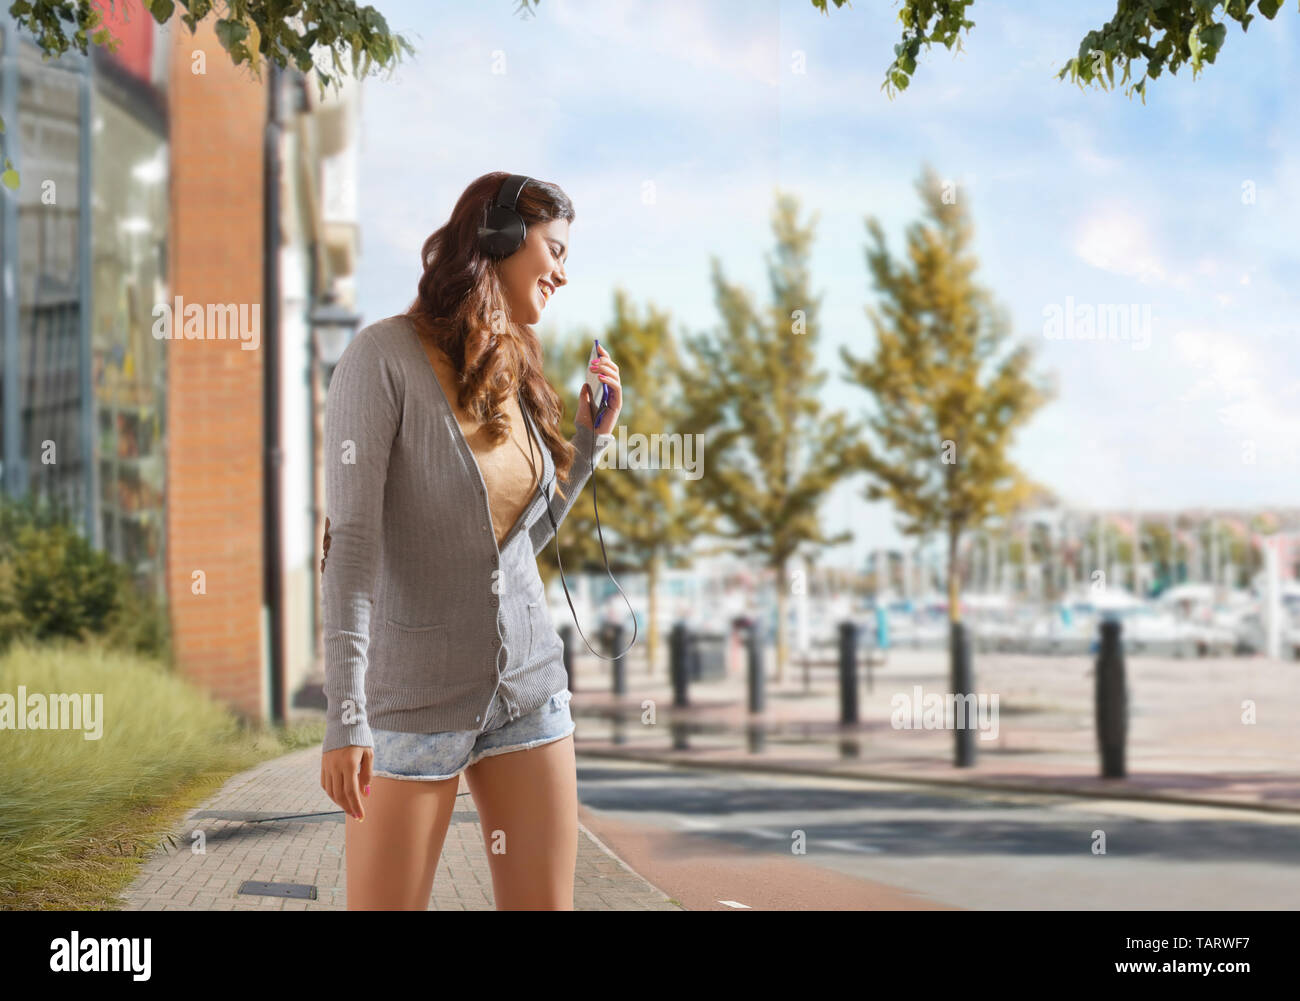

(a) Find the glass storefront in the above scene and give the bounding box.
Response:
[10,28,85,517]
[0,19,168,599]
[91,93,167,597]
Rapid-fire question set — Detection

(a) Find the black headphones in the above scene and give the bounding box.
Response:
[481,173,638,662]
[477,173,532,258]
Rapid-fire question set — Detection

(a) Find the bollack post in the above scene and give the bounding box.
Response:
[746,620,764,713]
[608,622,626,695]
[838,620,859,725]
[559,624,575,694]
[1095,617,1128,778]
[670,621,690,708]
[950,621,975,768]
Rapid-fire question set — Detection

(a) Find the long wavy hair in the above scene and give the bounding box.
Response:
[405,172,578,498]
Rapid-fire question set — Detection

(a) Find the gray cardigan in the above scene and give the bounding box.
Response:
[320,313,614,753]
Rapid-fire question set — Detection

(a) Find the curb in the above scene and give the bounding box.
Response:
[575,818,685,909]
[574,744,1300,817]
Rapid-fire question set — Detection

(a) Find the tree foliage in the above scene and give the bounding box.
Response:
[873,0,1297,101]
[678,193,861,677]
[841,166,1056,621]
[6,0,414,95]
[537,291,718,673]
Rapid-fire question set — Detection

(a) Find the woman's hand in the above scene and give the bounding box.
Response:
[577,343,622,435]
[321,745,373,821]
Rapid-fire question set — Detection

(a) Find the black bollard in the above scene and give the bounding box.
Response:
[559,624,575,694]
[670,621,690,708]
[608,622,626,695]
[838,620,859,725]
[747,620,765,713]
[950,621,975,768]
[1095,617,1127,778]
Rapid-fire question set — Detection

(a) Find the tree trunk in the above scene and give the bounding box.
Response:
[648,553,660,676]
[775,557,788,683]
[948,528,962,625]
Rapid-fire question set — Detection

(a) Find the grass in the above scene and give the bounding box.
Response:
[0,635,324,910]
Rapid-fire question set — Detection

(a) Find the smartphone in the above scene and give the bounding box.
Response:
[585,338,611,426]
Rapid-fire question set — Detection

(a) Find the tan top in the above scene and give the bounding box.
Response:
[414,324,543,550]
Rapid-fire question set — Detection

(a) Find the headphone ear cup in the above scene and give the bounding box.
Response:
[481,204,526,257]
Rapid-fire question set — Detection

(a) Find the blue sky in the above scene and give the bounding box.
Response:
[354,0,1300,570]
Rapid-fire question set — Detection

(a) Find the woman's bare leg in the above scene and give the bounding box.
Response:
[345,774,460,910]
[464,734,578,910]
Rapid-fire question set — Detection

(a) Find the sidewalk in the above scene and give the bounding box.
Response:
[117,746,680,910]
[566,644,1300,815]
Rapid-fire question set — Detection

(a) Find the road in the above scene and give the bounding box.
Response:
[574,755,1300,910]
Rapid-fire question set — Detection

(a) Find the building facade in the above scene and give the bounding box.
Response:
[0,6,359,732]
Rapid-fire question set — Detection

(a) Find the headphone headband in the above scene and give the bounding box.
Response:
[496,174,529,212]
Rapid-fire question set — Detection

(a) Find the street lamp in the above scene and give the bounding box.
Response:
[310,296,361,381]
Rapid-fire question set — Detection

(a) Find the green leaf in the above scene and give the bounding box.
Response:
[1258,0,1281,17]
[148,0,175,24]
[214,18,250,52]
[2,169,19,190]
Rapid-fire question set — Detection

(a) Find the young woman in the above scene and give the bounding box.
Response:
[318,173,622,910]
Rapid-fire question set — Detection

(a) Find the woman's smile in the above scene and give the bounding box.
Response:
[499,216,569,325]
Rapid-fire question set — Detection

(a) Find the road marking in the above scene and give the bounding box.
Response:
[718,900,751,908]
[820,838,882,854]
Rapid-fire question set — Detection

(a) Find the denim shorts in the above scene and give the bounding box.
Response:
[370,688,574,782]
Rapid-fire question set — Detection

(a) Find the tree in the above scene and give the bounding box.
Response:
[866,0,1298,101]
[0,0,414,185]
[537,291,719,676]
[678,192,860,681]
[841,165,1055,631]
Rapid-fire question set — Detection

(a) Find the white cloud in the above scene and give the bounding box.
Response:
[550,0,779,87]
[1045,117,1121,175]
[1171,327,1300,446]
[1072,203,1167,284]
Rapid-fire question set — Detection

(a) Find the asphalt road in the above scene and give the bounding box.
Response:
[574,754,1300,910]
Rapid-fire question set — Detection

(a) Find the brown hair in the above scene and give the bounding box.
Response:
[405,172,578,498]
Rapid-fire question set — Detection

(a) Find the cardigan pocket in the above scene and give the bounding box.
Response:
[526,601,539,658]
[380,619,448,688]
[526,600,552,662]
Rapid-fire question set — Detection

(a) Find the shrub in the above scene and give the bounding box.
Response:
[0,493,170,664]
